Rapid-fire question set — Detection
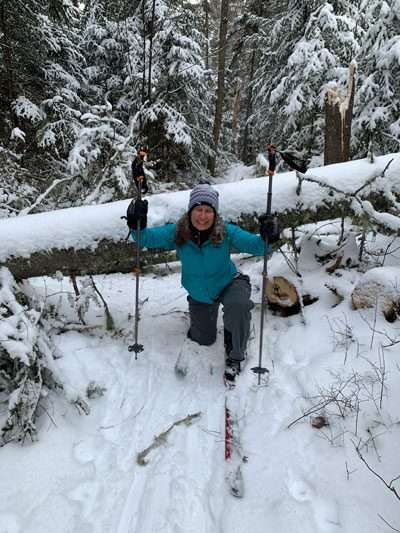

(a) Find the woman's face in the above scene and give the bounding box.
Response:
[190,204,215,231]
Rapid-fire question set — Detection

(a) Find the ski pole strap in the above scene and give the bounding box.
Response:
[279,151,309,173]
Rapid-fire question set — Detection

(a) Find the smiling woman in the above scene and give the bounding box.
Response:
[190,204,215,231]
[128,183,278,382]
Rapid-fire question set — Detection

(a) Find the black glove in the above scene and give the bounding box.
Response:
[126,199,148,230]
[259,214,280,244]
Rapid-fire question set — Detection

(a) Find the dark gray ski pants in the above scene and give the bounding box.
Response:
[187,274,253,362]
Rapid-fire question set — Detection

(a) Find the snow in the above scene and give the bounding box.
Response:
[0,153,399,262]
[12,97,44,124]
[1,242,399,532]
[0,158,400,532]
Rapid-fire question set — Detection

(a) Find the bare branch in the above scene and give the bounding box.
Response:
[378,514,400,532]
[354,442,400,501]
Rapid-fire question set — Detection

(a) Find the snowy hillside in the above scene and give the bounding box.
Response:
[0,229,399,532]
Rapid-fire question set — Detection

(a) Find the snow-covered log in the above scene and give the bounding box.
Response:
[0,154,399,279]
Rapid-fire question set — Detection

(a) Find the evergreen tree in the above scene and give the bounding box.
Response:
[226,1,286,163]
[67,0,213,203]
[139,0,213,178]
[0,0,85,213]
[64,0,141,204]
[252,1,359,159]
[353,0,400,156]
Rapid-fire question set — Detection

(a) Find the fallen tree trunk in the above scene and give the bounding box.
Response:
[2,201,351,280]
[2,197,398,280]
[1,154,398,279]
[5,239,176,280]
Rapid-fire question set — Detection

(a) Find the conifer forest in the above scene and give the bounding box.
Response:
[1,0,399,215]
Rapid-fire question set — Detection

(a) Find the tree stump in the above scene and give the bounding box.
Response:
[266,276,299,308]
[324,62,356,165]
[265,276,318,316]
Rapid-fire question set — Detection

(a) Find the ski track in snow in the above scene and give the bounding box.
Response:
[217,313,342,533]
[8,257,399,533]
[51,274,337,533]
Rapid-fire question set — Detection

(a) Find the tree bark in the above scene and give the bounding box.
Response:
[231,79,241,153]
[147,0,157,102]
[241,50,256,164]
[0,3,15,109]
[141,0,146,105]
[207,0,230,176]
[203,0,210,70]
[324,63,356,165]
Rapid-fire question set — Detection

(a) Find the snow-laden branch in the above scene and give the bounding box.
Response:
[294,157,400,234]
[19,175,74,216]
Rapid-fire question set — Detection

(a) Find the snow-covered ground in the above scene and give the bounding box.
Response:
[1,156,400,532]
[1,238,399,533]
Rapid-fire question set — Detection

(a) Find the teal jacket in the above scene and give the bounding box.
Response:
[131,223,269,304]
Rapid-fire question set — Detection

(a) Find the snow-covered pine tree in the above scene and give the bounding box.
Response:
[0,146,38,218]
[226,0,285,163]
[138,0,213,179]
[0,267,90,446]
[68,0,212,201]
[252,1,359,160]
[0,0,86,213]
[36,4,86,162]
[64,0,141,204]
[353,0,400,156]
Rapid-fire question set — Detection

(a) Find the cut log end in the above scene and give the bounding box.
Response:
[265,276,317,316]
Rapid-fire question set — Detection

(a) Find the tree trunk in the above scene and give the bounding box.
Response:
[241,50,256,164]
[324,63,356,165]
[141,0,146,105]
[207,0,230,176]
[147,0,157,102]
[231,79,241,154]
[0,3,15,108]
[203,0,209,70]
[1,197,384,280]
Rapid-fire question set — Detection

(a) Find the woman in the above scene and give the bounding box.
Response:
[129,184,279,381]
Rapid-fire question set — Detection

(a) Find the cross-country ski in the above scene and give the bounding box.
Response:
[225,390,245,498]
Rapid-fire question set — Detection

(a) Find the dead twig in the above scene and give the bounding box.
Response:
[137,412,201,465]
[89,275,115,331]
[354,440,400,501]
[378,514,400,532]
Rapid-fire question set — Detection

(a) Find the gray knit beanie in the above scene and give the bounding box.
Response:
[188,184,219,213]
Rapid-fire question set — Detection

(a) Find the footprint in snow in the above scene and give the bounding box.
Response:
[286,469,341,531]
[68,480,99,519]
[286,469,313,502]
[73,437,99,464]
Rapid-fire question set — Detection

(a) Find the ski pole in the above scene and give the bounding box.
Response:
[128,180,144,358]
[252,144,276,385]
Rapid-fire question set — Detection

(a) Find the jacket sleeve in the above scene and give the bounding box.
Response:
[226,223,272,256]
[131,224,177,250]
